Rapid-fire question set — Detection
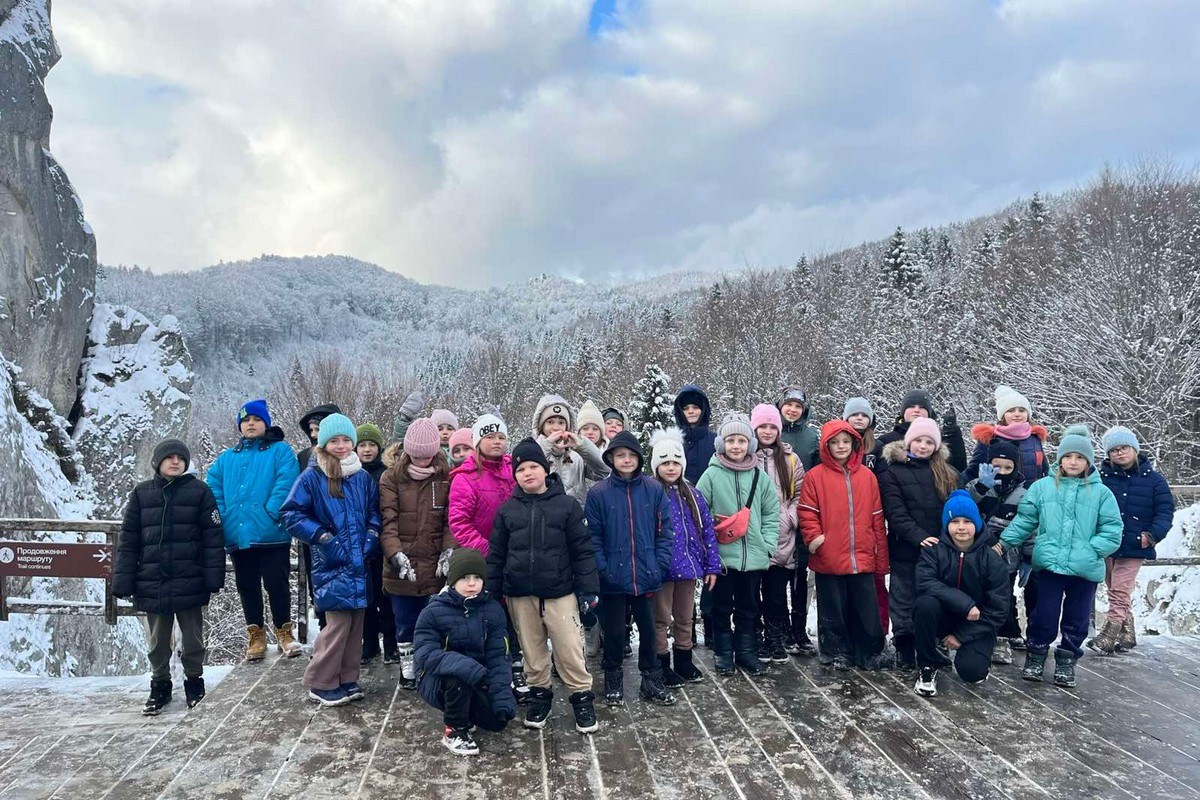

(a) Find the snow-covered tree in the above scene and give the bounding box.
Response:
[627,364,675,457]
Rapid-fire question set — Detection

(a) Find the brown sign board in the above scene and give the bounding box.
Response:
[0,541,114,579]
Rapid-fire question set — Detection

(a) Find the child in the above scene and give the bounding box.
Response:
[413,548,516,756]
[696,414,780,676]
[585,431,677,706]
[650,428,721,685]
[577,400,608,451]
[602,407,627,443]
[487,439,600,733]
[1090,426,1174,654]
[297,403,342,473]
[1000,425,1122,687]
[672,384,715,486]
[356,422,397,665]
[877,388,967,472]
[207,399,301,661]
[379,418,452,689]
[448,427,474,469]
[533,394,609,507]
[777,387,820,470]
[798,421,888,670]
[965,385,1049,488]
[282,413,382,706]
[842,396,889,641]
[878,417,959,669]
[114,439,225,714]
[751,403,806,662]
[431,409,460,458]
[913,491,1010,697]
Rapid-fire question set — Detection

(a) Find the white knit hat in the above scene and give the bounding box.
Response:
[994,385,1031,421]
[650,428,687,475]
[472,413,508,447]
[577,400,604,433]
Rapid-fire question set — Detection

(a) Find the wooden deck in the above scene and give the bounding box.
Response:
[3,636,1200,799]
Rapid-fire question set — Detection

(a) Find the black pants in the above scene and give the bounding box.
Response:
[712,569,762,636]
[361,555,396,655]
[601,592,655,672]
[790,548,811,640]
[814,572,883,664]
[762,565,794,629]
[888,560,918,639]
[439,676,509,732]
[913,594,993,682]
[231,545,292,629]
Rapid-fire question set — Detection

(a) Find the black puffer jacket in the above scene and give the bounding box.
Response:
[916,531,1010,643]
[486,473,599,599]
[114,473,226,614]
[878,441,957,564]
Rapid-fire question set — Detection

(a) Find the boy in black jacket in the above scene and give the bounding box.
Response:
[114,439,226,714]
[913,490,1009,697]
[487,439,601,733]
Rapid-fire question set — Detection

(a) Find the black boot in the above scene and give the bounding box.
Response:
[624,622,634,658]
[1022,650,1047,682]
[713,633,735,675]
[604,669,624,706]
[142,679,172,716]
[765,620,789,663]
[569,691,599,733]
[658,652,686,688]
[183,676,206,709]
[639,668,677,706]
[734,632,768,676]
[1052,649,1077,688]
[382,641,400,665]
[673,648,704,683]
[524,686,553,729]
[893,634,915,671]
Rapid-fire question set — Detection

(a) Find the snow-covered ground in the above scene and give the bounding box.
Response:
[1128,501,1200,636]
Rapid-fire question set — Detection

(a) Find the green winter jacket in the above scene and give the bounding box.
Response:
[999,467,1122,583]
[696,455,780,573]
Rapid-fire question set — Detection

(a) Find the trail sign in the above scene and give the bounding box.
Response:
[0,541,114,579]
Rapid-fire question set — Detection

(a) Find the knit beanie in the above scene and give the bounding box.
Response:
[842,397,875,424]
[986,439,1021,468]
[446,547,488,591]
[994,385,1031,420]
[1057,424,1096,465]
[577,400,605,433]
[511,437,550,477]
[237,398,271,430]
[355,423,385,449]
[750,403,783,432]
[715,413,757,455]
[650,428,687,476]
[941,489,983,534]
[472,413,508,447]
[317,413,358,447]
[534,394,574,435]
[403,418,441,460]
[152,438,191,473]
[904,417,942,449]
[448,427,474,452]
[1101,425,1140,455]
[602,407,627,424]
[898,388,935,419]
[778,387,807,409]
[430,409,460,430]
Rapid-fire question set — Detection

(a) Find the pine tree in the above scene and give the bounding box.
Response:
[1027,192,1049,230]
[879,226,922,298]
[627,364,675,458]
[196,429,218,477]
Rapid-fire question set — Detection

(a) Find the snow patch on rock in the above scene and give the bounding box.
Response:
[1133,502,1200,637]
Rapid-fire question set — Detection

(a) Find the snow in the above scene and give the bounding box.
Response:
[1130,502,1200,636]
[0,663,234,691]
[0,0,56,77]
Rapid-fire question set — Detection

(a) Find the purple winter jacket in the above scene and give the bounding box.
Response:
[663,481,722,581]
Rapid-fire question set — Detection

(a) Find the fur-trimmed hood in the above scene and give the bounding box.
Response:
[532,394,576,437]
[971,423,1048,445]
[882,439,951,466]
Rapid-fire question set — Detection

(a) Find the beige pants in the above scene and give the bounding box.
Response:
[655,580,698,653]
[304,609,364,691]
[508,595,592,693]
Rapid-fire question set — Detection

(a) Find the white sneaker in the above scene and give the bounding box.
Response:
[914,666,938,697]
[442,727,479,756]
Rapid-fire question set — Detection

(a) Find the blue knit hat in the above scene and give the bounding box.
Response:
[317,413,358,447]
[842,397,875,424]
[1101,425,1140,455]
[237,399,271,430]
[1057,424,1096,465]
[941,489,983,534]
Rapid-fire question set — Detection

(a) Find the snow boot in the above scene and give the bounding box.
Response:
[246,625,268,661]
[765,621,789,663]
[914,666,938,697]
[584,623,603,658]
[183,676,205,709]
[382,641,400,665]
[1116,615,1137,652]
[713,632,735,675]
[658,652,686,688]
[1087,620,1120,655]
[734,632,768,676]
[398,642,417,690]
[991,638,1013,665]
[524,686,553,729]
[1009,636,1027,651]
[892,634,916,671]
[142,679,172,716]
[832,654,852,671]
[639,668,677,706]
[512,660,531,704]
[1021,650,1047,682]
[569,690,599,733]
[673,647,704,683]
[604,669,624,706]
[276,622,302,658]
[1053,649,1077,688]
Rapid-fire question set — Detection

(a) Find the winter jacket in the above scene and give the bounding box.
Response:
[673,384,716,485]
[755,445,803,569]
[916,532,1010,644]
[878,414,968,473]
[878,440,957,564]
[114,473,226,614]
[965,424,1049,488]
[281,452,382,612]
[379,455,451,597]
[777,388,820,471]
[965,476,1030,559]
[1000,468,1123,583]
[448,451,515,557]
[1099,455,1175,560]
[414,587,515,719]
[696,456,781,573]
[361,455,387,483]
[662,480,722,581]
[298,403,342,473]
[487,473,599,599]
[207,427,300,552]
[797,421,888,576]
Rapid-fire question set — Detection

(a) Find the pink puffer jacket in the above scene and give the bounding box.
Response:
[448,451,515,557]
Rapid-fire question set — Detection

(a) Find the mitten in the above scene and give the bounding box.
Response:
[977,463,998,490]
[390,551,417,581]
[398,389,424,421]
[435,548,454,578]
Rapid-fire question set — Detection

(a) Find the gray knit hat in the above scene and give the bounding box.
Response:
[842,397,875,424]
[1101,425,1140,454]
[715,412,757,455]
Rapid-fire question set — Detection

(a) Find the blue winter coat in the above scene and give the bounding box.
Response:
[413,588,515,719]
[281,459,382,612]
[585,471,675,596]
[674,384,716,485]
[1099,455,1175,560]
[207,427,300,552]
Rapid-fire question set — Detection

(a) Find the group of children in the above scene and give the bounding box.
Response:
[112,382,1177,757]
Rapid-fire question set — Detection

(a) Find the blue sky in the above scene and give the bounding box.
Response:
[44,0,1200,287]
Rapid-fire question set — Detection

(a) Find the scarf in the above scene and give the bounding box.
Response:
[994,421,1032,441]
[338,452,362,478]
[407,456,437,481]
[718,452,757,472]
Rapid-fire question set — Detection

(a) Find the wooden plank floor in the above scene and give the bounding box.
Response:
[3,636,1200,799]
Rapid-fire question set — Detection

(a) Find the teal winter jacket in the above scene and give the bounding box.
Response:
[696,456,780,573]
[207,427,300,551]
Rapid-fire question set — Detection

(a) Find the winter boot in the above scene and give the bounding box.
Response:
[183,676,206,709]
[142,679,172,716]
[246,625,268,661]
[604,669,624,706]
[673,647,704,683]
[1021,650,1047,682]
[382,641,400,665]
[734,632,768,676]
[713,633,736,675]
[793,631,818,658]
[832,654,852,671]
[1053,649,1077,688]
[362,640,380,664]
[1009,636,1027,651]
[991,638,1013,665]
[1116,614,1137,652]
[276,622,302,658]
[624,623,634,658]
[658,652,686,688]
[639,668,677,706]
[701,615,714,649]
[524,686,554,729]
[914,666,938,697]
[892,634,915,671]
[584,623,603,658]
[569,691,599,733]
[398,642,417,690]
[512,661,531,704]
[765,621,789,663]
[1087,620,1120,655]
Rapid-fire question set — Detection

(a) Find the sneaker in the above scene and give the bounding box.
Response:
[183,676,205,709]
[308,686,352,707]
[341,682,365,701]
[569,691,599,734]
[992,639,1013,665]
[512,664,531,704]
[604,669,624,706]
[914,666,938,697]
[398,642,416,690]
[524,687,553,729]
[792,636,817,658]
[442,727,479,756]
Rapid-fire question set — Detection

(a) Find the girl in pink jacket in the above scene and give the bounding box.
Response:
[448,414,514,557]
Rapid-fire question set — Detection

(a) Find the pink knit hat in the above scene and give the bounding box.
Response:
[750,403,782,432]
[403,418,441,460]
[430,409,460,430]
[448,427,473,451]
[904,417,942,449]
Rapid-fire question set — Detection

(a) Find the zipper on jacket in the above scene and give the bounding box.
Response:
[845,470,858,573]
[956,552,964,588]
[627,484,639,595]
[529,504,536,591]
[735,472,748,568]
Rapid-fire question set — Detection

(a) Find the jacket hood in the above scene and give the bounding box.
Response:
[604,430,645,475]
[513,471,567,502]
[777,386,811,426]
[237,425,289,452]
[532,394,576,437]
[882,438,951,466]
[673,384,712,429]
[298,403,343,439]
[431,585,493,611]
[818,420,863,471]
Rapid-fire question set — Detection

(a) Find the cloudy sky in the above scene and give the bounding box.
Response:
[45,0,1200,288]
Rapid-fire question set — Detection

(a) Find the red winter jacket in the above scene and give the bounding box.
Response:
[798,421,889,576]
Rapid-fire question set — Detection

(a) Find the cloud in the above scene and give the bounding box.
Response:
[45,0,1200,286]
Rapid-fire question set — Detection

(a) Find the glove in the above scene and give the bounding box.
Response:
[398,389,424,421]
[977,463,998,490]
[390,552,417,581]
[435,548,454,578]
[808,535,825,554]
[316,531,335,545]
[942,404,958,428]
[577,593,599,619]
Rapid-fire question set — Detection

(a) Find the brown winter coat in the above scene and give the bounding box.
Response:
[379,446,452,597]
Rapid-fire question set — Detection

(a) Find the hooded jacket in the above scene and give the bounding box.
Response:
[673,384,715,485]
[966,424,1049,488]
[297,403,342,473]
[1098,454,1175,560]
[755,444,802,569]
[207,426,299,551]
[379,452,451,597]
[695,454,781,574]
[964,473,1030,557]
[532,394,609,507]
[877,400,968,473]
[777,387,820,470]
[447,451,515,557]
[661,480,722,581]
[878,440,957,564]
[916,530,1010,643]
